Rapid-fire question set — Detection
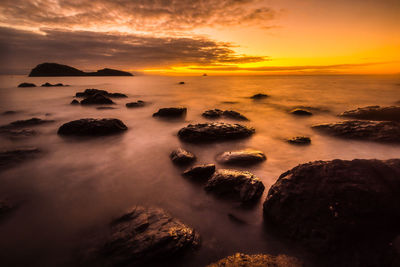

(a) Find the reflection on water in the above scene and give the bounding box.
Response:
[0,75,399,266]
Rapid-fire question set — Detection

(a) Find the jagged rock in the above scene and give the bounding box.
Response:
[80,94,115,105]
[290,109,312,116]
[216,149,266,165]
[250,93,269,99]
[207,253,303,267]
[0,148,41,171]
[57,118,127,136]
[126,101,145,108]
[75,89,127,98]
[205,169,265,203]
[17,82,36,87]
[71,99,80,105]
[178,122,255,143]
[183,164,215,180]
[153,108,187,118]
[41,82,65,87]
[170,148,196,165]
[340,106,400,121]
[287,136,311,145]
[202,109,248,120]
[312,120,400,143]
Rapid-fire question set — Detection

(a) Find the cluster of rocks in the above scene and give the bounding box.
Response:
[71,89,128,106]
[0,117,54,139]
[17,82,67,87]
[207,253,303,267]
[202,109,249,121]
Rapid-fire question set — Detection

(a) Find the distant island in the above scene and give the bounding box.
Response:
[29,63,133,77]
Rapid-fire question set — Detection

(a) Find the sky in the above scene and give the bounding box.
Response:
[0,0,399,75]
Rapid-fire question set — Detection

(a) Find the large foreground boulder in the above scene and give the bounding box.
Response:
[216,149,266,165]
[153,108,187,118]
[263,159,400,266]
[0,148,41,171]
[207,253,303,267]
[205,169,265,203]
[178,123,255,143]
[312,120,400,143]
[94,206,200,266]
[340,106,400,121]
[57,118,127,136]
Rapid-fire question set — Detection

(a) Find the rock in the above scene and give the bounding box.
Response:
[312,120,400,143]
[71,99,80,105]
[178,122,255,143]
[1,129,36,139]
[95,206,200,266]
[2,111,18,115]
[202,109,248,120]
[1,118,54,128]
[290,109,312,116]
[0,148,41,171]
[202,109,223,118]
[179,81,185,84]
[108,93,127,98]
[339,106,400,121]
[207,253,303,267]
[29,63,133,76]
[153,107,187,118]
[216,149,266,165]
[250,93,269,99]
[75,89,127,98]
[205,169,265,203]
[170,148,196,165]
[126,101,145,108]
[183,164,216,180]
[57,118,127,136]
[80,94,115,105]
[96,107,116,110]
[287,136,311,145]
[263,159,400,265]
[41,82,66,87]
[17,82,36,87]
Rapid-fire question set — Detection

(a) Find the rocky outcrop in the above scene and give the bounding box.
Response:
[75,89,127,98]
[250,93,269,99]
[205,169,265,203]
[287,136,311,145]
[170,148,196,165]
[18,82,36,87]
[153,108,187,118]
[29,63,133,76]
[126,101,145,108]
[71,99,80,105]
[312,120,400,143]
[80,94,115,105]
[0,148,41,171]
[290,109,312,116]
[41,82,66,87]
[57,118,127,136]
[178,123,255,143]
[216,149,266,165]
[202,109,248,121]
[207,253,303,267]
[339,106,400,121]
[183,164,216,180]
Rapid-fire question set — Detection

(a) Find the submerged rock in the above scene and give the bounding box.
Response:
[205,169,265,203]
[0,148,41,171]
[95,206,200,266]
[41,82,66,87]
[70,99,80,105]
[170,148,196,165]
[290,109,312,116]
[263,159,400,265]
[1,118,54,128]
[153,107,187,118]
[287,136,311,145]
[202,109,248,120]
[183,164,216,180]
[57,118,127,136]
[2,111,18,115]
[340,106,400,121]
[216,149,266,165]
[178,122,255,143]
[207,253,303,267]
[312,120,400,143]
[80,94,115,105]
[18,82,36,87]
[250,93,269,99]
[126,101,145,108]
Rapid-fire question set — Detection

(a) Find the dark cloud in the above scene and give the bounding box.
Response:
[0,27,266,74]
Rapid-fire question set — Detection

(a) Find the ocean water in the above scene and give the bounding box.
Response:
[0,74,399,266]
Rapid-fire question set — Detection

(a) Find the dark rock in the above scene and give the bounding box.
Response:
[290,109,312,116]
[75,89,127,98]
[170,148,196,165]
[312,120,400,143]
[183,164,216,180]
[41,82,66,87]
[207,253,303,267]
[216,149,266,165]
[17,82,36,87]
[29,63,133,76]
[1,129,36,139]
[287,136,311,145]
[250,93,269,99]
[179,82,185,84]
[80,94,115,105]
[96,206,200,266]
[2,111,18,115]
[178,122,255,143]
[57,118,127,136]
[202,109,248,120]
[1,118,54,128]
[126,101,145,108]
[108,93,127,98]
[96,107,116,110]
[0,148,41,171]
[88,68,133,76]
[263,159,400,265]
[71,99,80,105]
[202,109,223,118]
[205,169,265,203]
[340,106,400,121]
[153,107,187,118]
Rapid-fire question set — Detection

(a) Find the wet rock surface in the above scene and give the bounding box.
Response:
[290,109,312,116]
[183,164,215,180]
[170,148,196,165]
[75,89,127,98]
[287,136,311,145]
[202,109,248,121]
[94,206,200,266]
[216,149,266,165]
[0,148,41,171]
[263,159,400,266]
[312,120,400,143]
[340,106,400,121]
[18,83,36,87]
[80,94,115,105]
[207,253,303,267]
[126,101,145,108]
[250,93,269,99]
[153,107,187,118]
[57,118,127,136]
[178,122,255,143]
[205,169,265,203]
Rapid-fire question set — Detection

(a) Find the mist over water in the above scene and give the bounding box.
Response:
[0,74,399,266]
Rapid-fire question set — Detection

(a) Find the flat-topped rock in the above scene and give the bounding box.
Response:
[287,136,311,145]
[178,122,255,143]
[205,169,265,203]
[153,107,187,118]
[207,253,303,267]
[126,101,145,108]
[312,120,400,143]
[183,164,216,180]
[216,149,266,165]
[170,148,196,165]
[290,109,312,116]
[340,106,400,121]
[94,206,200,266]
[202,109,248,120]
[250,93,269,99]
[80,94,115,105]
[0,148,41,171]
[18,82,36,87]
[57,118,127,136]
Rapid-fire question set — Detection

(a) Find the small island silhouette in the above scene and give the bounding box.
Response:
[29,63,133,77]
